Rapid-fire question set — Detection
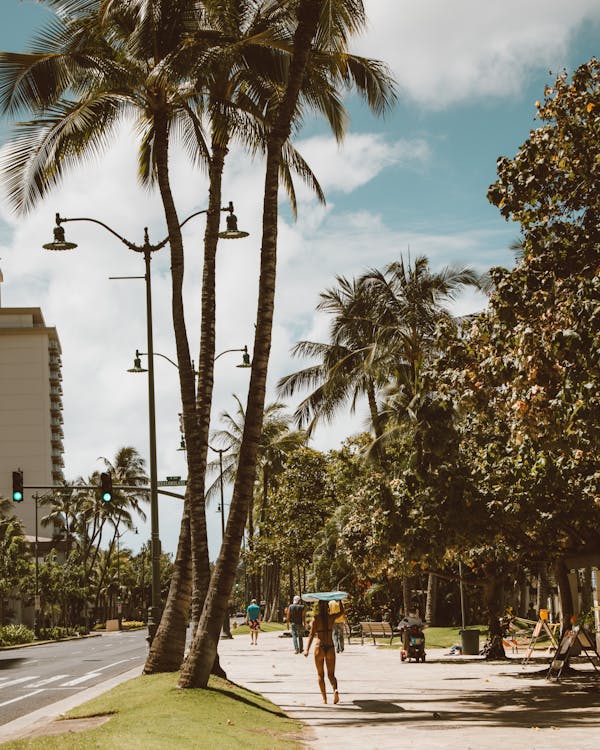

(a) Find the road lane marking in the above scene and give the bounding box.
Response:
[95,659,133,673]
[29,675,69,687]
[60,673,101,687]
[0,690,43,708]
[0,677,40,690]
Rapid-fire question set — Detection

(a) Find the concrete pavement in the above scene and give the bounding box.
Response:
[219,630,600,749]
[2,630,599,748]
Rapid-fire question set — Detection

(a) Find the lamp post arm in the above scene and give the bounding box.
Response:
[56,213,141,251]
[137,349,180,370]
[155,202,233,247]
[214,346,246,362]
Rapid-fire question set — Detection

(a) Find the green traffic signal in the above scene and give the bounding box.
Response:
[100,472,113,502]
[12,470,24,502]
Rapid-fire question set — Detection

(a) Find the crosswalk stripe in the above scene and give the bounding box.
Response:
[29,675,69,687]
[0,676,40,690]
[60,672,101,687]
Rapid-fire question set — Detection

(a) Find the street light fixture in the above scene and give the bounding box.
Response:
[42,202,248,644]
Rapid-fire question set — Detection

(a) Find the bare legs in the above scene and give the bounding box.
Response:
[314,645,339,704]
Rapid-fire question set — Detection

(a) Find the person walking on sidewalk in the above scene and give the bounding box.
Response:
[304,600,339,704]
[329,600,346,653]
[245,598,262,646]
[287,595,306,654]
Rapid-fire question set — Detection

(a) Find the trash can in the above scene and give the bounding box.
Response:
[460,629,480,655]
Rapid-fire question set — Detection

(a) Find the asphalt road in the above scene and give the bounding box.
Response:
[0,630,148,726]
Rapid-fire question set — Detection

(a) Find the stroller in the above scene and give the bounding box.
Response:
[400,624,426,662]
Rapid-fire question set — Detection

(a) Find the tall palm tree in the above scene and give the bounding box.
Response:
[278,274,388,443]
[179,0,396,689]
[140,0,328,672]
[360,255,482,456]
[119,0,393,674]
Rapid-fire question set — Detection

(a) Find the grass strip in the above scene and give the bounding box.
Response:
[231,622,287,637]
[2,672,305,750]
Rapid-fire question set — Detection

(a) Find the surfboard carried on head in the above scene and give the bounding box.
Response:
[301,591,348,602]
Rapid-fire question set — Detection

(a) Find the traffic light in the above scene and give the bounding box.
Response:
[12,470,24,502]
[100,472,113,502]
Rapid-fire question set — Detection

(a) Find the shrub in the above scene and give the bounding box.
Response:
[38,626,80,641]
[121,620,145,630]
[0,624,35,647]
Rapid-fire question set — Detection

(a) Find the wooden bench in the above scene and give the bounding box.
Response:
[359,621,401,645]
[344,622,362,644]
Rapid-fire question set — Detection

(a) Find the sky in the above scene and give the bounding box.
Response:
[1,0,599,560]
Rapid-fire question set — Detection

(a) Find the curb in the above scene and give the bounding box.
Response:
[0,633,102,651]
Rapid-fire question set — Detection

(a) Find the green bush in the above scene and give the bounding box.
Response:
[0,624,35,646]
[39,626,81,641]
[121,620,145,630]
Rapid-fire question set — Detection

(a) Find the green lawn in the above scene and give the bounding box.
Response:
[424,625,488,648]
[231,621,287,637]
[376,625,489,649]
[1,673,304,750]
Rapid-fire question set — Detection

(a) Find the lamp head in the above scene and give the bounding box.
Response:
[177,437,186,452]
[127,351,147,373]
[218,211,249,240]
[236,345,252,368]
[43,222,78,251]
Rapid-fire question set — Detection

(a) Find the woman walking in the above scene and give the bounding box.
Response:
[304,599,339,704]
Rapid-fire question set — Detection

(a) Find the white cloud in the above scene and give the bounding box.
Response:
[356,0,600,108]
[293,133,430,198]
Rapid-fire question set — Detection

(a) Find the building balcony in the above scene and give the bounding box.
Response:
[52,468,64,482]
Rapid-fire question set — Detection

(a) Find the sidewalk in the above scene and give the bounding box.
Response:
[219,630,600,750]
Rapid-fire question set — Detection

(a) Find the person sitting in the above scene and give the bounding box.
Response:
[399,605,423,650]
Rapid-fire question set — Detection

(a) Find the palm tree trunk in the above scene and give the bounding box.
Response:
[144,496,192,672]
[189,141,228,632]
[178,0,325,689]
[425,573,437,626]
[483,574,507,660]
[141,109,208,670]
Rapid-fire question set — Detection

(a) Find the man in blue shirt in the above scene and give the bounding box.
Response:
[245,598,262,645]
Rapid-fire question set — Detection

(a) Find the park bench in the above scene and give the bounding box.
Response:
[344,622,362,643]
[359,621,401,645]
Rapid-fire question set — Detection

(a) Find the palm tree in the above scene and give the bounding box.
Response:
[360,255,482,457]
[39,483,79,556]
[179,0,396,689]
[140,0,327,671]
[278,274,388,444]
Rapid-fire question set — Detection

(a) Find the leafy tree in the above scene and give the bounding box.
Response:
[0,506,32,626]
[485,57,600,629]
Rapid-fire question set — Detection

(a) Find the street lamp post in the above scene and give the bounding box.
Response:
[208,443,233,639]
[42,202,247,644]
[32,493,40,638]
